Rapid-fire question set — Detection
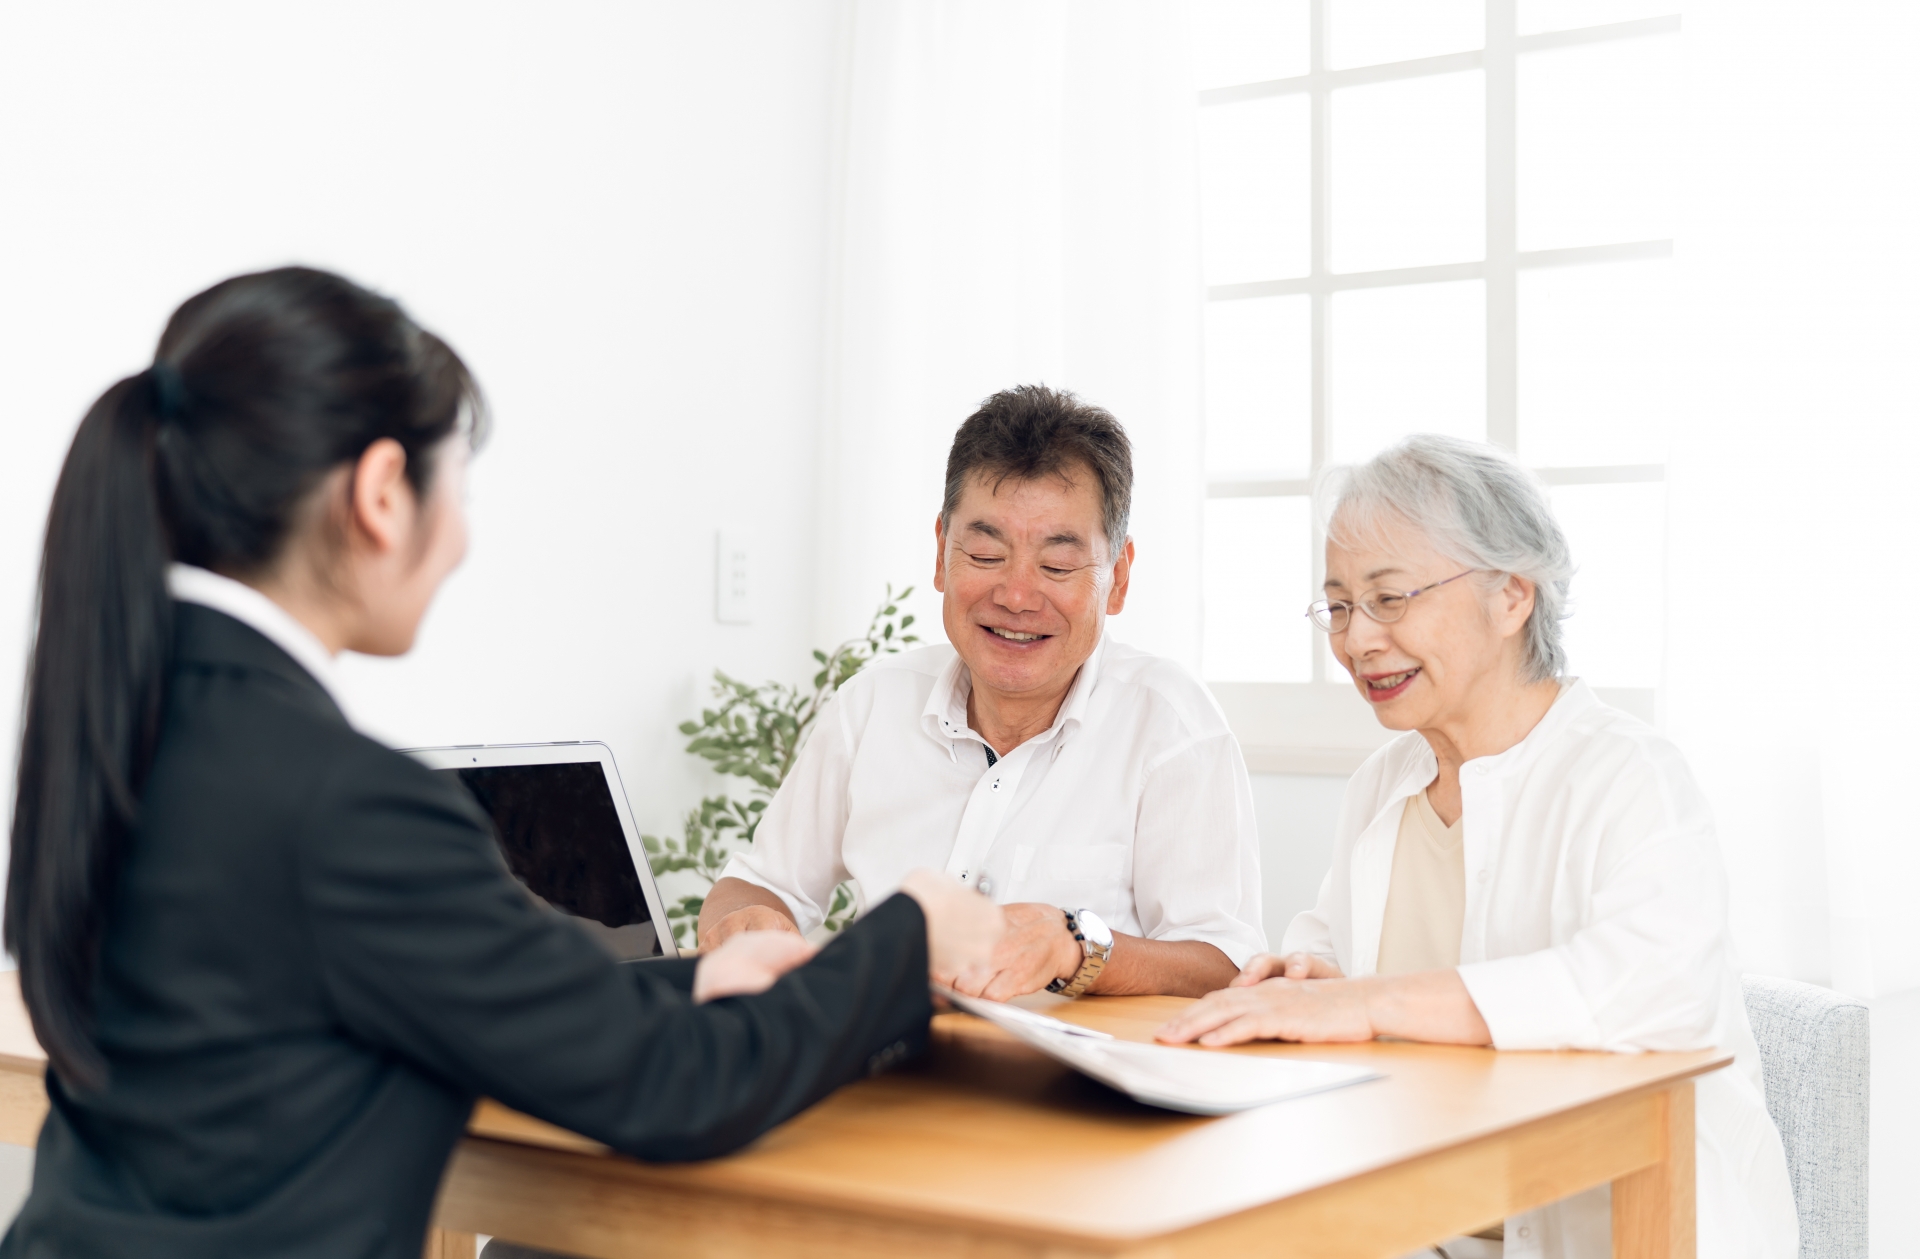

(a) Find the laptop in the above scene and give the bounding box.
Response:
[405,741,680,962]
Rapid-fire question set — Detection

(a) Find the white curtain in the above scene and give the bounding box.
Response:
[1669,1,1920,998]
[812,0,1205,668]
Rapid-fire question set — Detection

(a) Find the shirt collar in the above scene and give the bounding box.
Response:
[922,634,1108,758]
[166,564,346,709]
[1378,678,1593,803]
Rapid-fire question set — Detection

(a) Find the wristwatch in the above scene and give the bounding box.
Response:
[1046,907,1113,999]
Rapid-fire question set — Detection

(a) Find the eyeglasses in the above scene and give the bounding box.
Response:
[1306,570,1477,633]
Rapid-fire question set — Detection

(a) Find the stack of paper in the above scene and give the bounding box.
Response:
[938,988,1380,1116]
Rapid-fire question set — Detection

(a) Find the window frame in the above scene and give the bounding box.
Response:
[1200,2,1675,766]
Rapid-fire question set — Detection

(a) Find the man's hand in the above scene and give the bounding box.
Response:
[1153,977,1375,1047]
[693,930,819,1003]
[1228,951,1345,987]
[699,904,803,952]
[941,902,1083,1001]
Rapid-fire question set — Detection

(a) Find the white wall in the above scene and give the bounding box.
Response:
[0,0,848,843]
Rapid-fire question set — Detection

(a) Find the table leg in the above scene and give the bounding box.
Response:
[424,1228,477,1259]
[1611,1081,1695,1259]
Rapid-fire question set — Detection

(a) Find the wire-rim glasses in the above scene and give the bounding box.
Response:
[1306,570,1478,633]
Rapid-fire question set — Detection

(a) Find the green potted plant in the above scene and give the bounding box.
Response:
[642,586,919,949]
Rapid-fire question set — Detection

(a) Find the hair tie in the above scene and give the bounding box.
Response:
[149,361,188,422]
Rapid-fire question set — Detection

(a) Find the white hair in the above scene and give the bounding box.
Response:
[1317,434,1574,684]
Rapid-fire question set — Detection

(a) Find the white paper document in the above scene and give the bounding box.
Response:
[938,988,1381,1116]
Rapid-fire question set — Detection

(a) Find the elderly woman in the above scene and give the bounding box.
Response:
[1158,436,1795,1259]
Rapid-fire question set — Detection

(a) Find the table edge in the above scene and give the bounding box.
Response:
[452,1049,1734,1244]
[0,1031,1736,1244]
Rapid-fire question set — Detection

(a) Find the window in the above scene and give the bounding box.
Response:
[1196,0,1675,757]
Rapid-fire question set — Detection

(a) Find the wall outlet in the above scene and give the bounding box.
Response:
[716,529,753,624]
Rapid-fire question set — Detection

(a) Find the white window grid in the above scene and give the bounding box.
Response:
[1201,2,1677,686]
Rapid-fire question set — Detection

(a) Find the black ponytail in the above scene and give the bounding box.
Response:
[5,267,484,1089]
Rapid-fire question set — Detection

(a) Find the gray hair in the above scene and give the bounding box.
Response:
[1317,435,1574,683]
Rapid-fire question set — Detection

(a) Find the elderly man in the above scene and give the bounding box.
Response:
[698,385,1264,998]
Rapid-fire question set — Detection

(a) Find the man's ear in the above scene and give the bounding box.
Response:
[932,514,948,594]
[1106,536,1136,615]
[348,438,412,556]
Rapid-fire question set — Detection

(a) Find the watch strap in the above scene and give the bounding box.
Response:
[1046,907,1109,999]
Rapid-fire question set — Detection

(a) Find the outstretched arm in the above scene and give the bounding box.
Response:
[303,749,964,1162]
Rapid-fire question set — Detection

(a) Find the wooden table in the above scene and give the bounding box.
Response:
[0,974,1721,1258]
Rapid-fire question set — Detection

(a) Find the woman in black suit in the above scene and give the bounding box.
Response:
[0,267,1000,1259]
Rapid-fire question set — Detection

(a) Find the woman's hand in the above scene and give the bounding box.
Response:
[692,929,819,1004]
[1154,977,1375,1047]
[1156,968,1494,1048]
[899,870,1005,979]
[1229,951,1345,986]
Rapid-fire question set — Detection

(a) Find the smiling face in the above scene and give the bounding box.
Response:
[1323,513,1534,732]
[934,466,1132,709]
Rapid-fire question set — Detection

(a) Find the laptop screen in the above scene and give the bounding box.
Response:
[437,761,664,961]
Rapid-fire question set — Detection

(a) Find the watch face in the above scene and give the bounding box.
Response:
[1075,908,1114,950]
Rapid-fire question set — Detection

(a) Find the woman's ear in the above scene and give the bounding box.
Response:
[1498,573,1537,639]
[348,439,413,556]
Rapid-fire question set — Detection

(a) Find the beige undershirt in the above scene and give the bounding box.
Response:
[1376,792,1500,1244]
[1374,788,1465,977]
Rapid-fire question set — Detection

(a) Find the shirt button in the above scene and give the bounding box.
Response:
[1517,1226,1532,1240]
[1477,870,1490,884]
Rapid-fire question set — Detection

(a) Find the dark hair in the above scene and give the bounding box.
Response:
[941,384,1133,551]
[5,266,485,1089]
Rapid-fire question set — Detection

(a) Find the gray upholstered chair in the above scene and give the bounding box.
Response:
[1742,974,1870,1259]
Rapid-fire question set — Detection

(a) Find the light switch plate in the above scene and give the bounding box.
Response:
[716,529,753,624]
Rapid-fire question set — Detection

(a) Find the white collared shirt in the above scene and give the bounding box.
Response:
[167,564,345,710]
[724,637,1266,965]
[1283,680,1798,1259]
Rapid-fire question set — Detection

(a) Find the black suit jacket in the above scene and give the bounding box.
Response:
[1,604,932,1259]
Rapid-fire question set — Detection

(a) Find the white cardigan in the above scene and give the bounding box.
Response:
[1282,681,1798,1259]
